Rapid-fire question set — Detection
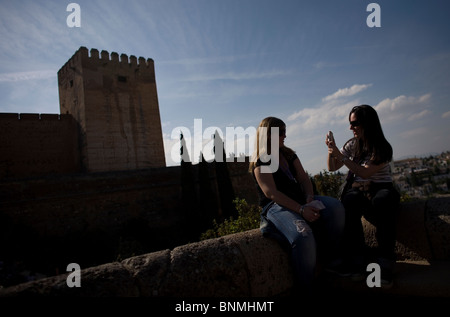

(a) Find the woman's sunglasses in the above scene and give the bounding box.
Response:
[350,120,360,127]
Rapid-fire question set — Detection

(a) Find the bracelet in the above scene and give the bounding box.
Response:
[340,156,349,163]
[300,205,305,216]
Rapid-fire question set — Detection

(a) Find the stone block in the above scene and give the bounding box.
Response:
[121,249,171,297]
[363,200,433,261]
[0,262,138,297]
[227,229,293,297]
[158,237,249,297]
[425,198,450,260]
[395,200,433,260]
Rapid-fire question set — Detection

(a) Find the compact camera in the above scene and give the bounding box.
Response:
[327,131,335,143]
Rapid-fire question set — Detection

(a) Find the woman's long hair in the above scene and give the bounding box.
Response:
[249,117,295,172]
[350,105,393,164]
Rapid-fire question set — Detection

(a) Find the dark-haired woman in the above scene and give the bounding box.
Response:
[250,116,346,291]
[326,105,400,288]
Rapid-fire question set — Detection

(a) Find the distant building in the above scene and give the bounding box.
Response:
[392,153,450,198]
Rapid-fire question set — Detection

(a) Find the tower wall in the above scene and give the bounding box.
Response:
[58,47,166,172]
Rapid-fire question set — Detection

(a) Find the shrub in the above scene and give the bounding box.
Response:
[200,198,261,240]
[313,170,345,198]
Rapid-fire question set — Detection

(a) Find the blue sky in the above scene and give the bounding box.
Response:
[0,0,449,175]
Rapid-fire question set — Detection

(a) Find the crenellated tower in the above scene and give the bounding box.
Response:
[57,46,166,172]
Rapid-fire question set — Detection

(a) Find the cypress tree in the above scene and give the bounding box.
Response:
[213,131,237,219]
[180,132,199,239]
[198,153,218,231]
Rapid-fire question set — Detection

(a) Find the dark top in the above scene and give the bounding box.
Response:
[252,153,306,207]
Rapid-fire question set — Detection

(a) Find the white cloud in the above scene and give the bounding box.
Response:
[160,54,254,66]
[374,93,432,123]
[184,69,291,82]
[0,70,55,82]
[400,127,428,139]
[408,110,430,121]
[442,111,450,119]
[375,95,407,113]
[288,83,369,129]
[322,84,372,102]
[419,94,431,103]
[287,100,356,130]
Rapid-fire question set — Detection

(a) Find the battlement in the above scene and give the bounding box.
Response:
[58,46,155,78]
[0,113,72,121]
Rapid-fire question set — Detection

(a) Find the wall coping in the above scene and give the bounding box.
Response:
[1,197,449,297]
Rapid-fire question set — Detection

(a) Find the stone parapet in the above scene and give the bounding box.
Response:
[0,230,293,297]
[364,197,450,261]
[1,198,449,297]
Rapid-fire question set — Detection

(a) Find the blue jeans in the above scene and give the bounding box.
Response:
[265,196,345,287]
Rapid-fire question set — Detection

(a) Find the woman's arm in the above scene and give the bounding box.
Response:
[328,151,344,171]
[254,166,319,221]
[326,138,344,172]
[326,136,386,179]
[332,151,387,179]
[254,166,302,212]
[325,135,387,179]
[292,158,314,203]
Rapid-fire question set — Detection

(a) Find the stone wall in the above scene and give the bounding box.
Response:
[0,113,80,179]
[1,197,449,298]
[0,160,257,283]
[364,197,450,261]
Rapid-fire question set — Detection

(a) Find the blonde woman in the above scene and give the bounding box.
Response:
[250,117,346,290]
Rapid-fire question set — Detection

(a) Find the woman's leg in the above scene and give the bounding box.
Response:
[365,187,400,266]
[341,189,370,264]
[266,203,317,287]
[313,195,345,266]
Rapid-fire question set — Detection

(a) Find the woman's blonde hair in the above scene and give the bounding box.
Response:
[249,117,295,172]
